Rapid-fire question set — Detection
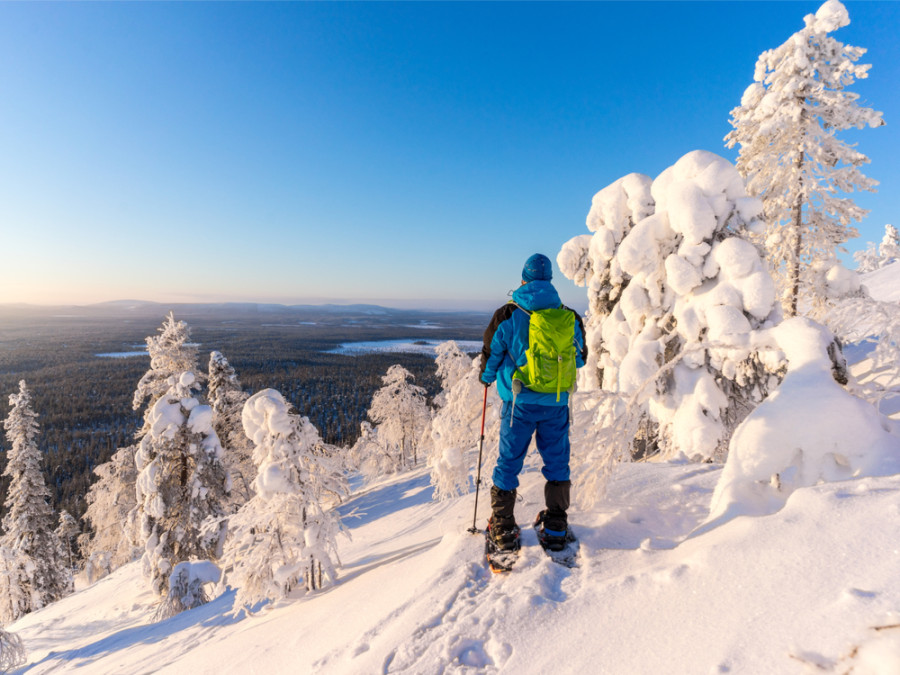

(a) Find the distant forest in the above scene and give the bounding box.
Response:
[0,302,488,524]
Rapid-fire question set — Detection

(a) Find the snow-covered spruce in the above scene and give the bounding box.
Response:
[428,343,501,501]
[83,312,206,586]
[854,224,900,274]
[134,371,230,595]
[725,0,884,318]
[223,389,345,612]
[565,151,783,472]
[56,510,79,593]
[207,351,254,509]
[0,381,68,621]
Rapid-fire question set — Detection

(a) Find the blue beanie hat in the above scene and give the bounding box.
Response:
[522,253,552,282]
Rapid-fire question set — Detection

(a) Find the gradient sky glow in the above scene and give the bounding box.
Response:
[1,1,898,311]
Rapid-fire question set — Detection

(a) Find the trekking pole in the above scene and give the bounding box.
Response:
[467,385,489,534]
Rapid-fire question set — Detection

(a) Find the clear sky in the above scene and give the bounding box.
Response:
[1,1,897,312]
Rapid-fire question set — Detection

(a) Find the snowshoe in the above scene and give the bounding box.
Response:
[534,511,579,568]
[485,518,520,573]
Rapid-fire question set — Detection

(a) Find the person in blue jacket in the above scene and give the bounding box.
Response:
[480,253,587,551]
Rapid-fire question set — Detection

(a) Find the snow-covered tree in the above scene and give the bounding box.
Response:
[0,619,25,671]
[558,173,654,391]
[133,312,200,417]
[56,510,78,568]
[348,421,388,479]
[826,286,900,414]
[0,546,30,625]
[366,365,430,472]
[154,560,221,621]
[1,381,68,615]
[80,445,141,582]
[571,152,784,470]
[433,341,472,408]
[882,225,900,265]
[223,389,345,612]
[854,225,900,273]
[56,510,78,593]
[207,351,254,507]
[429,349,501,501]
[134,371,230,595]
[725,0,884,317]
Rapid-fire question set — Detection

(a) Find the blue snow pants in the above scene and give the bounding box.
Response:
[492,401,571,492]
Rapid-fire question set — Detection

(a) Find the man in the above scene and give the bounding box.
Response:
[480,253,587,552]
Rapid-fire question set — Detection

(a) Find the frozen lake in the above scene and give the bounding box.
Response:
[326,339,482,357]
[95,351,148,358]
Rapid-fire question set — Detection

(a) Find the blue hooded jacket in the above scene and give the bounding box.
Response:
[480,280,586,406]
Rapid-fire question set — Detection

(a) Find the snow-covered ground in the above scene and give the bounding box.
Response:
[861,261,900,304]
[10,455,900,674]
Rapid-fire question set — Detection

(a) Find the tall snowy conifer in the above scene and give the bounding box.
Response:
[367,365,430,471]
[224,389,345,611]
[725,0,883,317]
[207,351,254,508]
[134,371,230,595]
[0,381,67,616]
[83,313,202,585]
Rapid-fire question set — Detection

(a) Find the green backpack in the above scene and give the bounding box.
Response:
[512,305,577,401]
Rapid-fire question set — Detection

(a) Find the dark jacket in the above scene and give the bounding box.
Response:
[480,280,587,405]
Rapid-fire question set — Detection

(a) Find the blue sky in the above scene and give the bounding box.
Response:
[1,1,897,311]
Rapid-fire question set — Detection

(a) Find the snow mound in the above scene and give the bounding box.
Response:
[861,261,900,303]
[706,317,900,525]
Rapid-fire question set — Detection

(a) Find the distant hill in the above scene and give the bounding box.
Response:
[0,300,491,326]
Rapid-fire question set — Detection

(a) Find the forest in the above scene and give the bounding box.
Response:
[0,302,488,522]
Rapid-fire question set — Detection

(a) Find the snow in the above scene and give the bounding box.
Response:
[10,457,900,674]
[861,261,900,303]
[707,318,900,526]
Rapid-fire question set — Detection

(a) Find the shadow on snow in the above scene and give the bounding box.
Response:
[14,590,242,673]
[338,471,435,529]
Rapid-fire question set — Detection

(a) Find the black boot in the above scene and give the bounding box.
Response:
[537,480,570,551]
[488,486,519,551]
